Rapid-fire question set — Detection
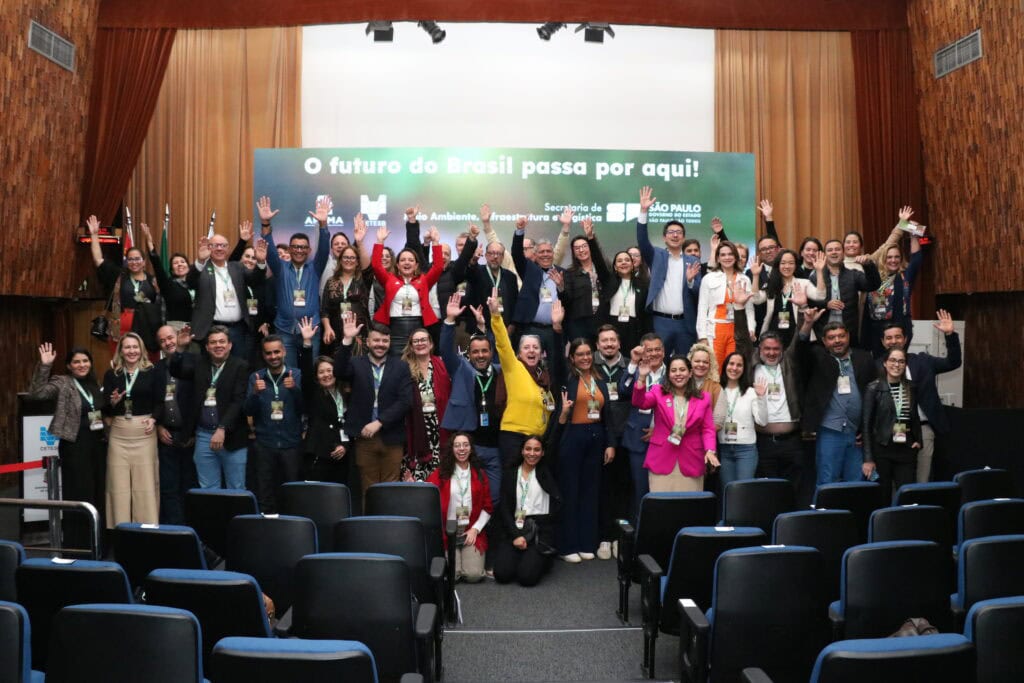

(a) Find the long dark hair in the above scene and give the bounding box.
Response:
[65,347,100,388]
[720,352,752,393]
[567,338,594,378]
[510,434,546,471]
[766,249,800,298]
[660,355,702,400]
[568,236,591,273]
[437,431,485,480]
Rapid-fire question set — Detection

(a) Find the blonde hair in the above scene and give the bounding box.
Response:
[401,328,434,381]
[687,342,720,383]
[112,332,153,373]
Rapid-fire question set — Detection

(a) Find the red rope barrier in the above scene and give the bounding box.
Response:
[0,461,45,474]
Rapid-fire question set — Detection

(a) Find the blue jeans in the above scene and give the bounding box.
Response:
[277,329,319,369]
[815,427,864,485]
[193,428,247,489]
[719,442,759,492]
[475,445,502,510]
[652,314,696,358]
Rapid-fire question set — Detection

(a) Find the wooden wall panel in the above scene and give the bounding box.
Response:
[907,0,1024,294]
[0,0,100,298]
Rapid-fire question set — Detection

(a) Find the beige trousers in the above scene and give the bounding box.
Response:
[649,462,704,493]
[455,544,486,582]
[106,416,159,527]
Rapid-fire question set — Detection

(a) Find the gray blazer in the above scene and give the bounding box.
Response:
[26,364,103,443]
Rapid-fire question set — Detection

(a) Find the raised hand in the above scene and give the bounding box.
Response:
[38,342,57,365]
[253,375,267,393]
[754,377,769,397]
[710,217,724,234]
[933,309,955,335]
[749,254,763,277]
[581,217,595,240]
[239,220,253,242]
[468,223,480,239]
[375,225,390,244]
[469,305,485,328]
[898,205,914,222]
[629,345,643,365]
[486,287,501,316]
[804,307,827,324]
[254,238,268,262]
[139,222,154,250]
[446,293,466,322]
[791,281,808,307]
[298,316,318,342]
[405,205,421,223]
[197,236,211,262]
[547,268,564,289]
[480,204,492,223]
[813,251,827,272]
[730,279,752,307]
[428,225,441,244]
[309,195,332,225]
[686,260,701,283]
[639,186,656,212]
[353,213,367,243]
[86,215,101,235]
[257,196,279,223]
[515,215,527,231]
[550,299,565,327]
[176,324,193,348]
[559,206,574,230]
[710,233,721,253]
[341,311,363,340]
[637,359,651,379]
[282,369,295,389]
[560,389,573,418]
[758,199,774,221]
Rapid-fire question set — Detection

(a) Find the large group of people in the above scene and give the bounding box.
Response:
[28,186,961,587]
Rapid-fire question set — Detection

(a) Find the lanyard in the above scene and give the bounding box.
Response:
[889,382,905,418]
[213,264,231,288]
[456,467,471,507]
[210,363,224,387]
[487,267,502,289]
[830,274,841,300]
[73,379,95,410]
[602,363,620,382]
[330,388,345,419]
[583,375,598,399]
[834,356,851,377]
[123,368,140,398]
[475,370,494,396]
[294,264,304,284]
[371,361,385,406]
[517,466,533,510]
[724,387,740,421]
[618,279,633,301]
[763,363,781,384]
[780,282,792,308]
[267,366,286,398]
[131,278,143,296]
[672,394,690,430]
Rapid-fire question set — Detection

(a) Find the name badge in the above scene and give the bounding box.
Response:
[204,387,217,407]
[88,410,104,431]
[777,311,791,329]
[223,289,236,304]
[723,421,738,442]
[339,429,350,442]
[542,390,555,412]
[164,383,176,402]
[587,399,600,421]
[339,302,351,314]
[293,289,306,307]
[479,412,490,427]
[455,506,470,527]
[667,433,682,446]
[247,298,259,315]
[607,386,619,401]
[123,399,133,420]
[421,391,436,414]
[497,295,504,314]
[837,375,852,395]
[134,292,149,303]
[768,382,781,396]
[270,400,285,421]
[618,306,630,323]
[873,305,887,318]
[725,303,735,321]
[515,509,526,529]
[591,294,601,312]
[892,423,908,443]
[540,286,553,303]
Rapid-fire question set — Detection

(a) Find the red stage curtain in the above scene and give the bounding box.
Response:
[79,27,177,224]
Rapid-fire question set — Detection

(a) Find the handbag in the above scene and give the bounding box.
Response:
[90,285,118,340]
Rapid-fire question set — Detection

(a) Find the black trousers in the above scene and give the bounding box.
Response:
[599,445,631,541]
[493,542,552,587]
[252,441,301,513]
[59,431,106,551]
[756,431,811,507]
[158,441,196,525]
[873,442,917,504]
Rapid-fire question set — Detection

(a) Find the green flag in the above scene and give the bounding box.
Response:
[161,203,170,272]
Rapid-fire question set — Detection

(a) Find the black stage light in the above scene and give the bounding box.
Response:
[418,20,446,44]
[575,23,615,43]
[365,21,394,42]
[537,22,566,40]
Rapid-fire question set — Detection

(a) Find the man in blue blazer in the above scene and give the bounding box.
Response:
[879,311,962,482]
[439,295,505,507]
[618,332,667,523]
[635,186,703,357]
[333,314,413,496]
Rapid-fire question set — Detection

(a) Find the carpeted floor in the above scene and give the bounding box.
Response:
[444,557,681,682]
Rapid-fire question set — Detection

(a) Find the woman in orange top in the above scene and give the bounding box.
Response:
[696,241,755,364]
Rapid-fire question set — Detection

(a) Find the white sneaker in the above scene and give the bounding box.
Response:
[597,542,612,560]
[612,540,619,559]
[560,553,582,563]
[579,552,596,560]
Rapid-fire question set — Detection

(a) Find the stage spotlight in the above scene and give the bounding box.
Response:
[418,21,446,44]
[365,21,394,42]
[537,22,566,41]
[575,23,615,43]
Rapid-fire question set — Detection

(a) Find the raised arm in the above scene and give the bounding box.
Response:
[451,224,479,282]
[758,199,781,245]
[636,186,657,265]
[403,205,427,266]
[229,220,253,262]
[553,206,573,266]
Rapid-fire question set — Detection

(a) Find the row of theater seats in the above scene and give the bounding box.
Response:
[612,468,1023,681]
[0,482,460,683]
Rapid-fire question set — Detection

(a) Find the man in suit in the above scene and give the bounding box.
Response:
[635,186,703,357]
[334,314,413,496]
[808,239,882,346]
[457,226,518,335]
[797,307,877,485]
[618,333,666,523]
[512,214,568,379]
[169,324,250,491]
[880,311,962,482]
[188,227,267,360]
[154,325,195,525]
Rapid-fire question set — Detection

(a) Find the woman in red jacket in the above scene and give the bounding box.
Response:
[371,224,445,355]
[401,328,451,481]
[427,432,494,583]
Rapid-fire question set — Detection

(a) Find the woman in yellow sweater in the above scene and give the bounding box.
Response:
[488,287,563,471]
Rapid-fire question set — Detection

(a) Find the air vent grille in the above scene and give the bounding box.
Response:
[28,20,76,72]
[934,29,982,78]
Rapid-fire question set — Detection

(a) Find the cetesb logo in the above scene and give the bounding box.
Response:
[606,202,641,223]
[360,194,387,220]
[39,426,58,447]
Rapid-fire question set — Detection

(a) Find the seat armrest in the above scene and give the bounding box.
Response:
[741,668,774,683]
[616,520,636,575]
[415,603,439,640]
[400,675,425,683]
[638,553,662,580]
[679,599,710,683]
[638,554,663,625]
[429,555,446,582]
[273,607,293,637]
[444,519,458,543]
[828,603,844,641]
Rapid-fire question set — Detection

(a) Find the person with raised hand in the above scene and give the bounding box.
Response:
[878,309,961,483]
[479,203,523,284]
[296,316,349,485]
[618,333,667,521]
[260,194,332,366]
[320,243,371,356]
[87,214,163,358]
[27,342,107,546]
[714,352,769,498]
[808,238,882,346]
[752,249,825,346]
[634,186,703,357]
[696,239,756,364]
[599,248,650,352]
[561,216,611,343]
[140,221,194,340]
[457,220,519,335]
[631,354,718,493]
[244,334,303,512]
[863,207,926,357]
[370,219,445,355]
[399,325,451,482]
[333,311,414,497]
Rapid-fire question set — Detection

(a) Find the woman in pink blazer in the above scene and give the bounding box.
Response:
[631,355,720,492]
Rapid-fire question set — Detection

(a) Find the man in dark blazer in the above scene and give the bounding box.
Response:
[617,333,666,523]
[169,324,250,490]
[188,230,267,360]
[880,311,962,482]
[154,325,196,525]
[334,314,413,496]
[457,227,518,334]
[797,308,877,485]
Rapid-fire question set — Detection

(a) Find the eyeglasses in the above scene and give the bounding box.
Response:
[759,246,779,253]
[289,245,310,251]
[341,255,359,262]
[411,337,431,344]
[125,257,144,263]
[665,229,684,236]
[573,244,590,251]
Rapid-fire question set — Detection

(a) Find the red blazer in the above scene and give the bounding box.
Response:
[406,356,452,467]
[427,465,494,553]
[631,383,717,477]
[372,243,445,326]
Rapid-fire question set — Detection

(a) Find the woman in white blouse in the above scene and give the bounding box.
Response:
[714,352,769,492]
[696,241,755,365]
[750,249,826,345]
